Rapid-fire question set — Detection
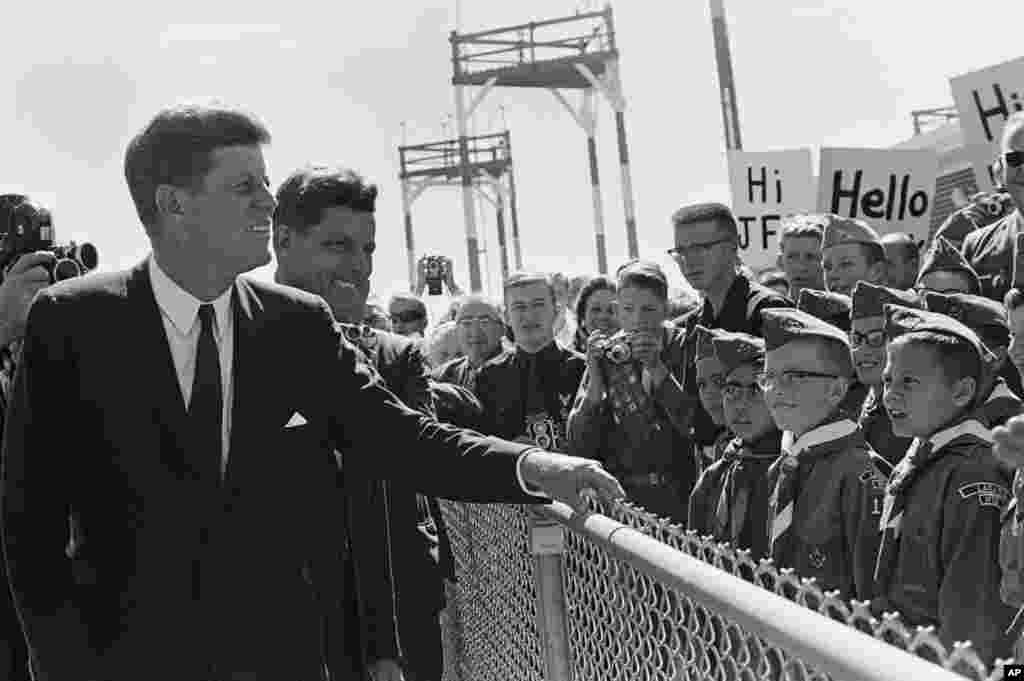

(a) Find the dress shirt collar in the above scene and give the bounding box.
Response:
[149,254,233,338]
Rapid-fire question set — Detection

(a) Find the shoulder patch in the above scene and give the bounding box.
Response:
[958,481,1012,509]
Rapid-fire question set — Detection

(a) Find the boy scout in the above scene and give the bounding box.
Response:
[693,325,733,472]
[688,331,779,561]
[760,308,888,601]
[797,289,868,417]
[851,282,921,467]
[922,291,1023,428]
[915,236,982,295]
[874,305,1014,665]
[820,215,887,296]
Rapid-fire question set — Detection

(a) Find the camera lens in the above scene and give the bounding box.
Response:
[75,243,99,271]
[53,258,81,282]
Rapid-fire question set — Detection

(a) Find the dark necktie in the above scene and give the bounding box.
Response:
[191,304,223,483]
[523,352,547,415]
[768,447,800,564]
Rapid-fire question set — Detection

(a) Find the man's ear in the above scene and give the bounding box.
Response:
[155,184,185,219]
[868,259,888,285]
[828,376,850,407]
[274,223,292,252]
[952,375,977,408]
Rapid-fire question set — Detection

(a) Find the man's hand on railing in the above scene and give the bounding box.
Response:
[519,450,625,512]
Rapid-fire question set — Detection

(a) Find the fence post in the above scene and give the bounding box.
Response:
[529,507,573,681]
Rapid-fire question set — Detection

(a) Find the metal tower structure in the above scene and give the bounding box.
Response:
[450,4,636,283]
[398,130,522,293]
[710,0,743,151]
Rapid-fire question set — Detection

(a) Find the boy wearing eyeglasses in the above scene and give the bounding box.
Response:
[692,325,733,473]
[874,305,1014,666]
[796,289,869,418]
[915,236,982,295]
[963,111,1024,302]
[688,332,779,561]
[759,308,888,602]
[851,282,922,467]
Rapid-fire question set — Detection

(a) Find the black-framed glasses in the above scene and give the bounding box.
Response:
[667,237,732,260]
[722,381,762,401]
[696,374,725,391]
[457,315,500,329]
[1003,151,1024,169]
[755,370,838,390]
[849,329,886,349]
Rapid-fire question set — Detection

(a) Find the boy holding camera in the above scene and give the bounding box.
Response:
[760,308,888,601]
[567,260,697,522]
[873,305,1014,665]
[688,331,779,560]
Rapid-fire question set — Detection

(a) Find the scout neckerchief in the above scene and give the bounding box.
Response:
[769,418,859,565]
[713,431,781,545]
[873,418,993,597]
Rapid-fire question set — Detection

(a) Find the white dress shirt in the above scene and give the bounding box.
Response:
[149,255,234,474]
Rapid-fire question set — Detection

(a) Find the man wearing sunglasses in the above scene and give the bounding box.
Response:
[668,202,791,473]
[963,112,1024,302]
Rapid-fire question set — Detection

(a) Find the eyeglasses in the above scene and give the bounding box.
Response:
[1003,151,1024,169]
[390,310,425,324]
[722,382,762,401]
[755,370,838,390]
[696,374,725,391]
[849,329,886,349]
[458,316,500,329]
[667,237,732,260]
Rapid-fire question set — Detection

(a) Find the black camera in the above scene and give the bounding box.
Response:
[593,331,633,364]
[423,255,447,296]
[0,194,98,283]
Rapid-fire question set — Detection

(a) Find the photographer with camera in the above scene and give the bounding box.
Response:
[0,195,66,681]
[415,254,462,299]
[566,260,697,524]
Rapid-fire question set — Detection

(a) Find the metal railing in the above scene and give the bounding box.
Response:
[438,498,1017,681]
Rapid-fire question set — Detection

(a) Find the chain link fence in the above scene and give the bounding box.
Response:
[438,497,1017,681]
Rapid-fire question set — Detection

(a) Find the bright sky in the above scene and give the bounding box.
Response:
[3,1,1022,306]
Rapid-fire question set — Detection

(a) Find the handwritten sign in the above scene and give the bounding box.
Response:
[727,149,815,270]
[816,148,938,244]
[951,56,1024,190]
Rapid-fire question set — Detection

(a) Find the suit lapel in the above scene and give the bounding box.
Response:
[126,261,195,477]
[226,278,268,481]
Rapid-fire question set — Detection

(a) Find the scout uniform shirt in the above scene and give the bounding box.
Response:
[475,340,585,453]
[688,430,780,561]
[873,417,1015,666]
[766,417,888,602]
[860,386,913,468]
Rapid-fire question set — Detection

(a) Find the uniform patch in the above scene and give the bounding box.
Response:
[958,482,1011,509]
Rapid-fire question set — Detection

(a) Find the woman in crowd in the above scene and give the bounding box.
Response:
[572,275,619,353]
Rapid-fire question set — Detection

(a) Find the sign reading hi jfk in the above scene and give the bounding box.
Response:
[950,56,1024,191]
[727,149,815,271]
[815,148,938,246]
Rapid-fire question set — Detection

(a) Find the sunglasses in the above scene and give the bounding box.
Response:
[1002,151,1024,169]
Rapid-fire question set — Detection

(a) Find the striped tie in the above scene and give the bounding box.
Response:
[768,446,800,563]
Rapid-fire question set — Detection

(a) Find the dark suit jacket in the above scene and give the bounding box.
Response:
[962,208,1021,302]
[0,262,543,681]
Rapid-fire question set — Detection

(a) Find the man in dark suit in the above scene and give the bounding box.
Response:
[272,164,445,681]
[0,102,623,681]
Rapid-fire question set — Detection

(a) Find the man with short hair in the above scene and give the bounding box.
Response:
[388,292,428,338]
[668,202,791,464]
[474,271,585,453]
[272,164,444,681]
[880,232,919,290]
[1,101,623,681]
[777,214,825,300]
[821,214,888,296]
[435,294,505,390]
[963,112,1024,302]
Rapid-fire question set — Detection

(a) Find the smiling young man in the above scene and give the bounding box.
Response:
[850,282,922,468]
[821,214,887,297]
[474,271,585,454]
[963,113,1024,301]
[875,305,1014,666]
[688,331,779,561]
[567,261,697,522]
[777,214,826,300]
[759,308,888,602]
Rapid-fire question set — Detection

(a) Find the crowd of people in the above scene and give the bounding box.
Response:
[6,100,1024,681]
